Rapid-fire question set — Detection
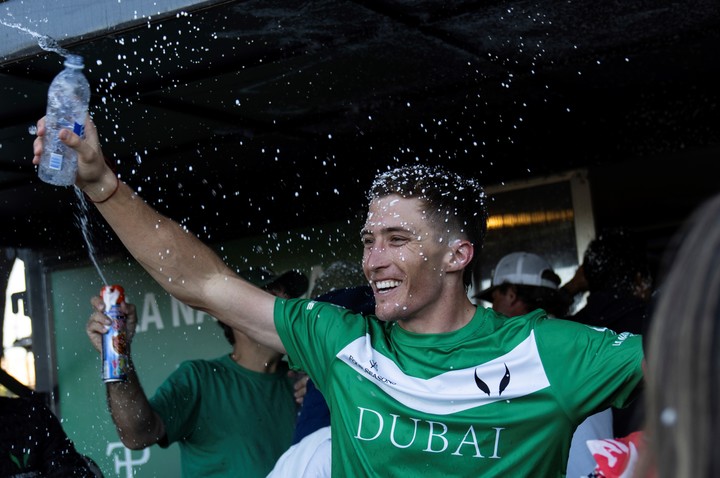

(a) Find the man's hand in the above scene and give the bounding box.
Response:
[32,115,116,199]
[289,371,309,405]
[86,296,138,354]
[562,264,589,296]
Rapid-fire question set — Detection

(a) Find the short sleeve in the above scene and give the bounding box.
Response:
[274,298,367,393]
[536,318,644,420]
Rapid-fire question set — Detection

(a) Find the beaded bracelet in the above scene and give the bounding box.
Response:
[88,175,120,204]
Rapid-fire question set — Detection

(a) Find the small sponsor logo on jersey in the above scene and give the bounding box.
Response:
[588,326,635,347]
[612,331,633,347]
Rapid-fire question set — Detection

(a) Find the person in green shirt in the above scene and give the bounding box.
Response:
[35,118,643,476]
[85,268,307,477]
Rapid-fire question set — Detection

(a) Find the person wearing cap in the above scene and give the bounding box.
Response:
[475,251,569,318]
[476,251,614,478]
[85,266,308,478]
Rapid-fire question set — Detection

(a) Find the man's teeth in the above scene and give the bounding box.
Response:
[375,280,401,290]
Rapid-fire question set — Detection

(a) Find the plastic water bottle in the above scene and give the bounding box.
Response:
[38,54,90,186]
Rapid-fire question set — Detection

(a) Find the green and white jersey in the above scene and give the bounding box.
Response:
[275,299,643,477]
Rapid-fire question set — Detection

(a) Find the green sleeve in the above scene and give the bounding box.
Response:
[274,297,365,393]
[537,318,644,420]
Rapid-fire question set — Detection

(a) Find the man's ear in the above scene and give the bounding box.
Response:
[506,286,519,304]
[446,239,474,272]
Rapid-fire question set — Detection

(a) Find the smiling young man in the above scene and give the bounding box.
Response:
[32,117,644,476]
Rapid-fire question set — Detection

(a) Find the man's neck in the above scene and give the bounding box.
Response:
[398,295,477,334]
[231,335,283,373]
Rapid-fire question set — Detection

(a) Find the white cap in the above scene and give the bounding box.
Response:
[476,252,558,302]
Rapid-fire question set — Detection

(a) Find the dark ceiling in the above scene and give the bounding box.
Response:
[1,0,719,264]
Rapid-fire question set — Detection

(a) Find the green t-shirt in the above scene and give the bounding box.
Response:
[275,299,643,477]
[149,354,296,478]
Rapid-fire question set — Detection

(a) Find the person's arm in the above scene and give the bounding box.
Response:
[561,264,589,297]
[87,297,166,449]
[555,264,589,318]
[35,116,283,353]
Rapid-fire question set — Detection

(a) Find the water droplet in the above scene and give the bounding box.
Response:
[661,407,677,426]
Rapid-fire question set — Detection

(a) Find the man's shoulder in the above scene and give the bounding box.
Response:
[155,356,236,398]
[534,316,644,357]
[280,296,373,329]
[540,315,640,336]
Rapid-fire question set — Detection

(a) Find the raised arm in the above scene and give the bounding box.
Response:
[35,117,283,353]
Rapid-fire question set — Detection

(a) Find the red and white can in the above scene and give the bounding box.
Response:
[101,284,128,382]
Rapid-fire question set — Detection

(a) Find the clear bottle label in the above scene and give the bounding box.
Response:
[49,152,63,170]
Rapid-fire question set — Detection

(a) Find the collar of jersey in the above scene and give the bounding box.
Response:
[388,306,491,348]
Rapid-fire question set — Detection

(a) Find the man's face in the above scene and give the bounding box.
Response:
[361,194,452,324]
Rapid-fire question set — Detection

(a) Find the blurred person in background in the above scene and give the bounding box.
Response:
[475,251,568,318]
[634,193,720,478]
[560,228,653,334]
[559,228,654,440]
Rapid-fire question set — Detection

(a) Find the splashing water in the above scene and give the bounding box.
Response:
[0,19,70,57]
[73,187,109,286]
[3,19,107,283]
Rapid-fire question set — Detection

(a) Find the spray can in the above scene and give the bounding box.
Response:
[101,285,128,382]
